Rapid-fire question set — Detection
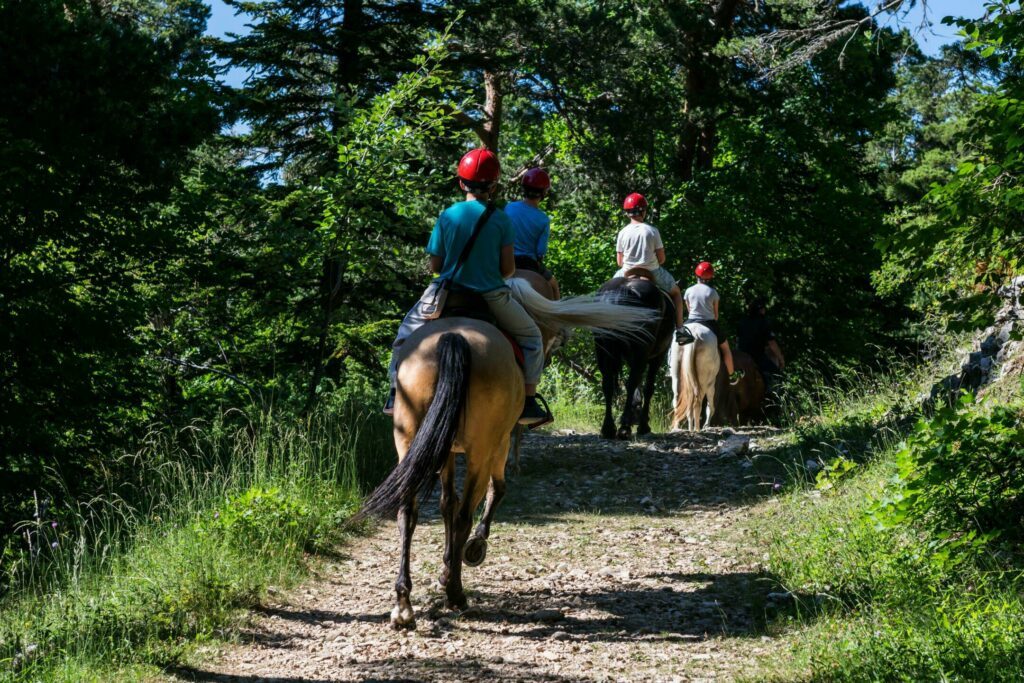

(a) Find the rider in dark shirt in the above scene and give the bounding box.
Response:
[737,300,785,391]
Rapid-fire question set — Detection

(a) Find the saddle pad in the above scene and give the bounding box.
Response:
[500,330,526,369]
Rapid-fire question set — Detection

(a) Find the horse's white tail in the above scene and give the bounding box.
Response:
[506,277,656,338]
[672,324,720,430]
[671,341,700,430]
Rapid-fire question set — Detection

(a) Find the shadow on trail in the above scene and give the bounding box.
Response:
[449,570,770,643]
[501,428,781,523]
[167,669,333,683]
[169,656,586,682]
[253,603,389,627]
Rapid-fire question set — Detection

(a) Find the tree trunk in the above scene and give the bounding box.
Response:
[480,70,503,151]
[674,0,743,182]
[306,0,364,413]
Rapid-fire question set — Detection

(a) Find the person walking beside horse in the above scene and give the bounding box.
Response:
[738,298,785,395]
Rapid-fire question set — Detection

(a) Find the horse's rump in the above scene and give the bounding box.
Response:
[394,318,523,456]
[671,323,721,430]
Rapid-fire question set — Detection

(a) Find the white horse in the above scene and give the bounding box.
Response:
[669,323,721,431]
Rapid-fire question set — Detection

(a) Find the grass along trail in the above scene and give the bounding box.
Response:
[173,427,784,682]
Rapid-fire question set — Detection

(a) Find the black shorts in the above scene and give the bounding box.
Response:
[514,255,553,281]
[687,318,723,344]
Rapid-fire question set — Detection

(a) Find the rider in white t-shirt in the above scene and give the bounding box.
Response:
[612,193,685,336]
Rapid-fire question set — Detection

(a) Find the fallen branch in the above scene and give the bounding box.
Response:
[158,355,252,389]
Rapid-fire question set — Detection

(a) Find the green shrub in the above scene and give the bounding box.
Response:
[881,395,1024,556]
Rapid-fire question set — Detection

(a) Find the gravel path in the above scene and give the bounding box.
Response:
[172,428,781,682]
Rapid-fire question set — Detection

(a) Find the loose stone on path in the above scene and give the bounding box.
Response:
[175,427,780,682]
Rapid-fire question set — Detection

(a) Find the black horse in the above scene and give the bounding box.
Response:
[594,274,676,439]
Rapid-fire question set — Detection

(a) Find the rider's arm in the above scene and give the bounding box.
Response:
[768,339,785,369]
[713,299,720,320]
[500,244,516,279]
[655,248,666,265]
[429,255,443,275]
[616,251,624,267]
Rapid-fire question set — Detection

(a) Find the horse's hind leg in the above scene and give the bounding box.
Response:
[598,345,620,440]
[437,454,457,589]
[508,425,524,476]
[704,383,717,431]
[466,436,510,567]
[618,355,644,439]
[391,496,419,629]
[637,358,661,436]
[446,458,490,610]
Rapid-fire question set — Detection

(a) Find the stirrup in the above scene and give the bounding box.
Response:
[675,327,695,345]
[527,393,554,431]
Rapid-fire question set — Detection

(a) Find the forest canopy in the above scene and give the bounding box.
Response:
[2,0,1021,528]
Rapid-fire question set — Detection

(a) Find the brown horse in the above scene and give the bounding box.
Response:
[711,350,766,426]
[358,285,654,628]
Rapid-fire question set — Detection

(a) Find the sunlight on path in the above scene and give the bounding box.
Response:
[172,429,782,682]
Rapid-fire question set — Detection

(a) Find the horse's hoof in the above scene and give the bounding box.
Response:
[462,536,488,567]
[390,604,416,630]
[637,425,652,436]
[446,593,468,611]
[616,427,632,440]
[437,569,449,588]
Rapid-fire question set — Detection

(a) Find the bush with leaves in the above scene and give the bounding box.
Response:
[881,395,1024,557]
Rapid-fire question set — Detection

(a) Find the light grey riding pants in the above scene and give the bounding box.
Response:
[388,285,545,386]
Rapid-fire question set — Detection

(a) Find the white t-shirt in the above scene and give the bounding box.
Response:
[616,222,664,271]
[684,282,719,321]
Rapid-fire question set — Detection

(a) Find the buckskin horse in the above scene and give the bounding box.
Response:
[594,270,676,439]
[670,322,721,431]
[357,281,654,628]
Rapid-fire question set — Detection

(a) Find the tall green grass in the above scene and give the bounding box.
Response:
[0,396,393,681]
[746,342,1024,681]
[541,347,675,435]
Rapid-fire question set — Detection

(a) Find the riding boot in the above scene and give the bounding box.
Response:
[675,326,695,345]
[382,387,396,416]
[518,394,552,425]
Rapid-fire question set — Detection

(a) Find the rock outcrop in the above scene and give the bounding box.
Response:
[927,275,1024,407]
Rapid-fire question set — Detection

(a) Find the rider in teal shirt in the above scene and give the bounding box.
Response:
[384,149,551,425]
[427,200,514,292]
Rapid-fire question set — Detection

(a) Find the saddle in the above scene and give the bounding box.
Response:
[440,290,526,368]
[622,266,655,281]
[622,268,676,318]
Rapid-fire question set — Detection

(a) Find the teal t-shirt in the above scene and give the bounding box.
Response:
[426,200,514,293]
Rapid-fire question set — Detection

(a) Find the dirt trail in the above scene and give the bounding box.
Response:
[174,428,781,682]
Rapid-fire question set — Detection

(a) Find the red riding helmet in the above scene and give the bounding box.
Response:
[695,261,715,279]
[522,167,551,191]
[458,148,501,185]
[623,192,648,213]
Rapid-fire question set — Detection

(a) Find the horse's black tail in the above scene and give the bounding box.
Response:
[356,332,470,520]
